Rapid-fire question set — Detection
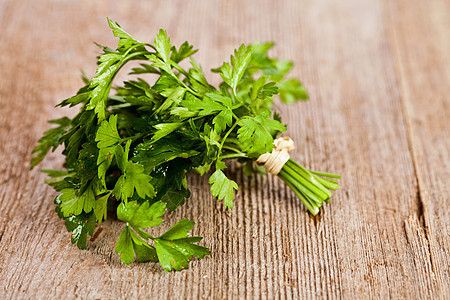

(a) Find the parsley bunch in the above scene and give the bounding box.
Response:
[32,19,340,271]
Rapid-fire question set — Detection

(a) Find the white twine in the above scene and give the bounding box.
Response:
[256,137,295,175]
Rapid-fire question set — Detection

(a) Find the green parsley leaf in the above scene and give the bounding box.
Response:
[57,185,95,217]
[94,192,111,225]
[154,29,172,64]
[117,201,165,229]
[97,147,116,185]
[212,110,233,134]
[115,225,136,264]
[188,59,212,94]
[152,86,185,115]
[115,201,166,265]
[154,219,210,271]
[237,113,286,157]
[86,21,147,120]
[115,203,209,268]
[152,73,180,97]
[219,44,252,94]
[113,162,155,201]
[171,41,198,63]
[130,63,160,75]
[57,90,91,108]
[95,115,121,148]
[133,138,199,172]
[146,54,175,76]
[160,187,190,212]
[151,123,182,142]
[181,92,234,134]
[54,196,95,249]
[115,140,131,172]
[76,142,98,183]
[95,115,122,185]
[86,53,122,120]
[31,117,71,168]
[65,212,96,250]
[132,233,158,263]
[209,168,238,209]
[278,78,308,103]
[107,18,140,50]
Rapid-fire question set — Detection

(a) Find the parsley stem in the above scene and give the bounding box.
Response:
[171,62,190,78]
[177,77,201,97]
[276,158,342,215]
[278,170,320,215]
[223,138,240,146]
[280,166,325,204]
[222,145,242,153]
[231,112,240,121]
[162,59,203,97]
[313,176,340,191]
[308,170,342,179]
[144,43,157,51]
[170,60,206,88]
[220,122,239,149]
[220,153,247,160]
[287,160,340,191]
[121,132,148,143]
[285,160,332,198]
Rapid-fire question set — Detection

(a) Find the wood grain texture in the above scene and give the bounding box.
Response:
[0,0,448,298]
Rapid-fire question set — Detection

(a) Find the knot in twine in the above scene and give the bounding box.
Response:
[256,137,295,175]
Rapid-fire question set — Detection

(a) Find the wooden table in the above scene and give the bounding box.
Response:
[0,0,448,298]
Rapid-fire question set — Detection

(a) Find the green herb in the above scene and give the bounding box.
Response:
[32,19,340,271]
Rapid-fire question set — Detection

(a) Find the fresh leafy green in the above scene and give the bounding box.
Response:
[30,117,71,168]
[55,196,96,250]
[237,112,287,157]
[114,201,207,269]
[218,44,252,95]
[32,19,340,271]
[278,78,308,104]
[57,186,95,217]
[209,167,238,209]
[94,192,110,225]
[113,161,155,201]
[154,219,210,271]
[95,115,121,148]
[117,201,165,229]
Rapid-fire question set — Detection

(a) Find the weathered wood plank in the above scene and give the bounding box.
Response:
[0,0,448,299]
[383,0,450,297]
[288,0,434,298]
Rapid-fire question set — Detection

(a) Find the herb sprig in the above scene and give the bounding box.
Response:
[32,19,340,271]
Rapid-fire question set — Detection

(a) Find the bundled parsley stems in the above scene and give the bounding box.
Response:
[32,19,340,271]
